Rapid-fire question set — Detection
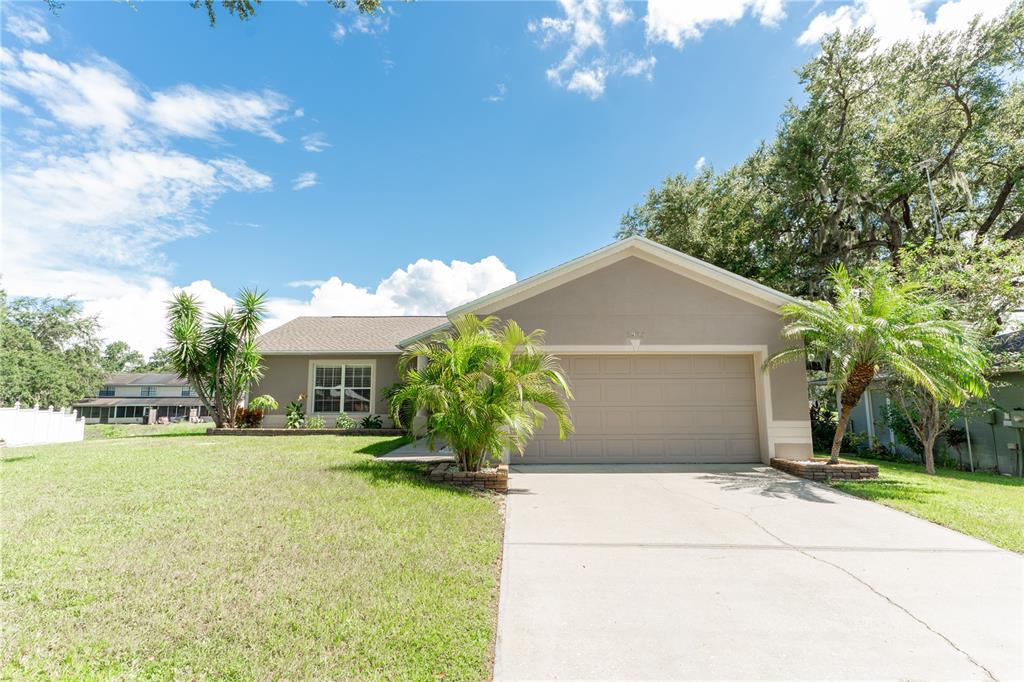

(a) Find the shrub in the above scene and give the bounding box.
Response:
[809,402,838,452]
[360,414,383,429]
[335,413,356,429]
[249,394,278,412]
[285,397,305,429]
[305,415,325,429]
[880,402,924,458]
[234,406,263,428]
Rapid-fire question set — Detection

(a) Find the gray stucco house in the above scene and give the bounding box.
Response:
[253,237,813,464]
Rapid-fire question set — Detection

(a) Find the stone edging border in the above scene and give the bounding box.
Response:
[208,428,406,437]
[771,457,879,481]
[428,462,509,493]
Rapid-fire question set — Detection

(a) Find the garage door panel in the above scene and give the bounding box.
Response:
[520,354,760,464]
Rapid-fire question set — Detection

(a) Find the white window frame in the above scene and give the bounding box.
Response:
[306,359,376,416]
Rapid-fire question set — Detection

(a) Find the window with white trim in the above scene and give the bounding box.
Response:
[312,364,373,413]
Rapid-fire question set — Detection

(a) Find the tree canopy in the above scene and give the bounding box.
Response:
[621,7,1024,299]
[0,290,169,406]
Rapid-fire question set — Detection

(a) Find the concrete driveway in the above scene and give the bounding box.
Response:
[493,465,1023,681]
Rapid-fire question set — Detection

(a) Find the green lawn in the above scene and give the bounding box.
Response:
[1,434,503,680]
[825,456,1024,553]
[85,422,211,440]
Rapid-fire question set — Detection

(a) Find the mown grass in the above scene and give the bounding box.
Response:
[1,434,503,680]
[85,422,211,440]
[825,456,1024,553]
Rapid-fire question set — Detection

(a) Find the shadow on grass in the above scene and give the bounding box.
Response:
[354,436,412,457]
[830,478,941,504]
[0,454,36,464]
[326,458,475,496]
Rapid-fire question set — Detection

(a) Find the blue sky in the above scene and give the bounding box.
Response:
[1,0,1007,353]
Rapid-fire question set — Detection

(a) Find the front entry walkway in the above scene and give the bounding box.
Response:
[494,464,1022,681]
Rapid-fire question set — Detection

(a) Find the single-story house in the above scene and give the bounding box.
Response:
[253,237,813,464]
[843,330,1024,475]
[73,373,209,424]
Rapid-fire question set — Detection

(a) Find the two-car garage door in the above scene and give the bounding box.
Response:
[519,354,760,464]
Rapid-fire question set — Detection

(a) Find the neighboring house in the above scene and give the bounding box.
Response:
[253,237,813,465]
[843,330,1024,475]
[73,373,209,424]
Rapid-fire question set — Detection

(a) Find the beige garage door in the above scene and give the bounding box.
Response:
[519,354,760,464]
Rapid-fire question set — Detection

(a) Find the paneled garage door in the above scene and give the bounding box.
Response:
[519,354,760,464]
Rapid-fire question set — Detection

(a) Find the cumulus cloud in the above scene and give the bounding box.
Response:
[8,257,518,355]
[1,46,280,351]
[292,171,318,190]
[694,156,706,171]
[797,0,1013,48]
[5,13,50,44]
[645,0,785,49]
[529,0,656,99]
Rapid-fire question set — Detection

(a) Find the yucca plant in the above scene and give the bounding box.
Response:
[390,314,574,472]
[765,264,987,471]
[166,289,268,428]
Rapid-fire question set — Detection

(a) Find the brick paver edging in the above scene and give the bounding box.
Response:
[771,457,879,481]
[428,462,508,493]
[208,428,406,437]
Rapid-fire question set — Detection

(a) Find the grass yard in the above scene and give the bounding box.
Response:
[826,456,1024,553]
[1,433,504,680]
[84,422,212,440]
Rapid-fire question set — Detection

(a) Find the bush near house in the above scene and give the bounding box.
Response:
[391,314,574,472]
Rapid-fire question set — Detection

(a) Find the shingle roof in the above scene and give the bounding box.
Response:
[257,316,448,353]
[73,397,204,407]
[105,373,187,386]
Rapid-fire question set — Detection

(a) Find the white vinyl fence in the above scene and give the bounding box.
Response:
[0,403,85,448]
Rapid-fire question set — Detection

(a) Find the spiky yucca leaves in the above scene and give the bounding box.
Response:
[167,288,268,427]
[765,263,987,467]
[391,315,574,472]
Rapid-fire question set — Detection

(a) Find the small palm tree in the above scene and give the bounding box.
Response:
[167,289,268,427]
[390,314,574,472]
[765,264,987,468]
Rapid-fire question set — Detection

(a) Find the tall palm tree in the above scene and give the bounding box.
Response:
[765,264,987,468]
[167,289,267,427]
[390,314,574,472]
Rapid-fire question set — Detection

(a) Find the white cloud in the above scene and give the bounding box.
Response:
[567,67,607,98]
[3,51,143,137]
[301,132,330,152]
[332,22,346,40]
[292,171,318,190]
[9,256,518,355]
[484,83,508,103]
[1,47,280,354]
[529,0,656,99]
[694,156,706,171]
[797,0,1013,48]
[1,50,291,143]
[645,0,786,49]
[147,85,289,143]
[287,279,327,288]
[5,14,50,44]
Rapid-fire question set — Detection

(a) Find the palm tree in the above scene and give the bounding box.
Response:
[390,314,574,472]
[765,264,987,469]
[167,289,267,427]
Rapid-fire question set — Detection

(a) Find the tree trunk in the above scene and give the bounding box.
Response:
[829,363,877,464]
[923,437,937,475]
[830,403,854,464]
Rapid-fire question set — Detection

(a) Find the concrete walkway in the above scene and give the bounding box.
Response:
[494,464,1023,681]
